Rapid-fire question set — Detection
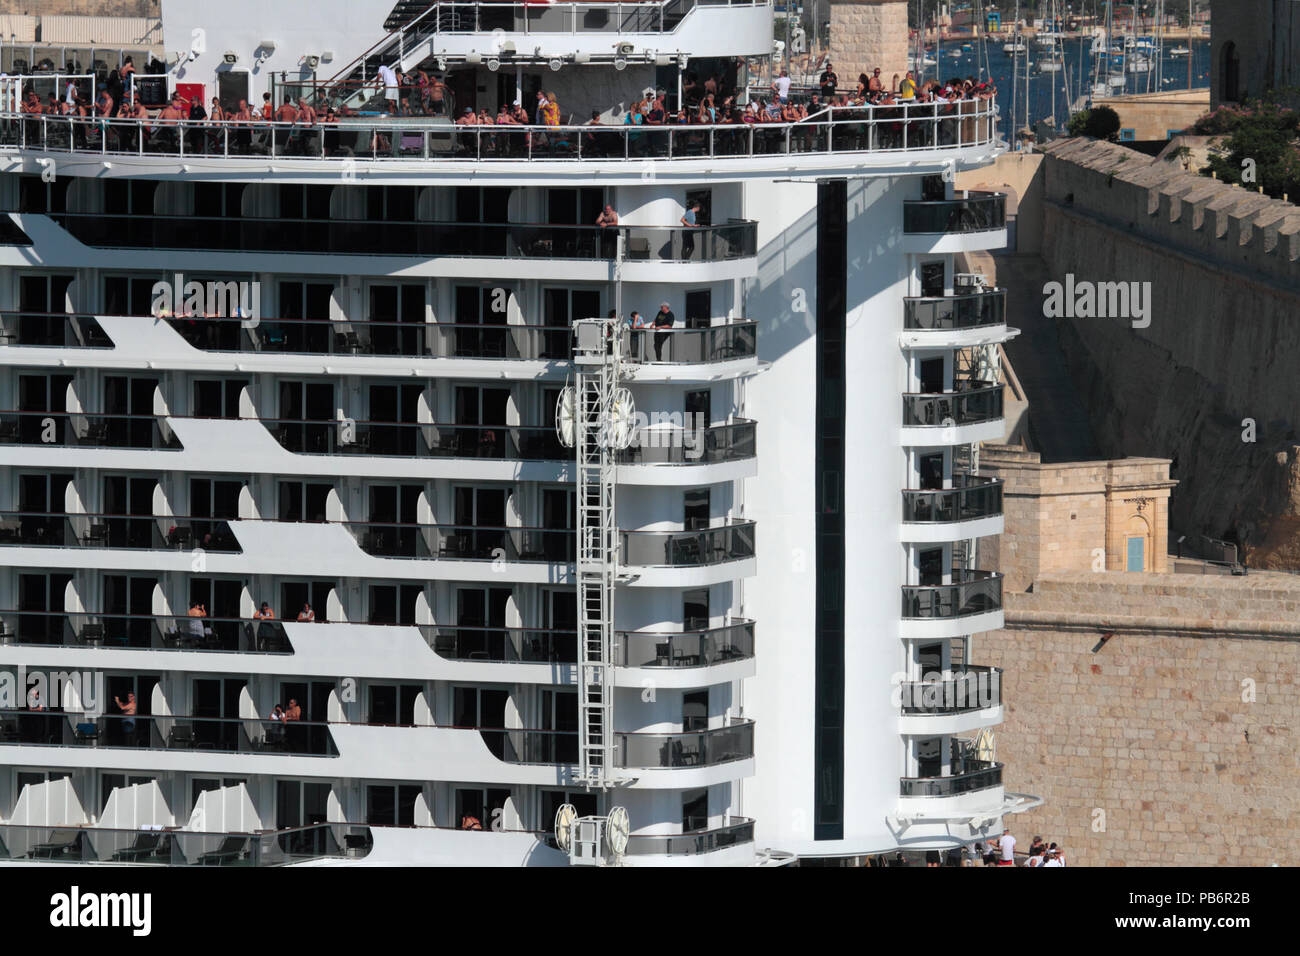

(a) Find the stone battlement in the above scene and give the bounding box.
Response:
[1040,138,1300,283]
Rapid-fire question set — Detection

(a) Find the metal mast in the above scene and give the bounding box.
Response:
[570,316,626,789]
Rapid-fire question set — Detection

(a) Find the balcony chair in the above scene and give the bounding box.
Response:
[197,835,249,866]
[111,831,162,862]
[626,237,650,260]
[81,523,108,546]
[74,721,98,744]
[167,725,196,749]
[80,623,103,645]
[29,829,82,859]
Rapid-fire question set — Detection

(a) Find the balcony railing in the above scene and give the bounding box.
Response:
[623,321,756,364]
[346,521,576,562]
[617,419,756,465]
[624,818,756,856]
[617,720,755,768]
[0,410,180,450]
[0,99,998,162]
[903,289,1007,331]
[382,0,766,35]
[901,383,1004,428]
[0,821,364,865]
[616,620,755,667]
[0,710,337,756]
[899,665,1003,715]
[620,520,756,567]
[903,191,1007,234]
[264,417,566,461]
[0,608,290,652]
[40,211,757,263]
[480,719,754,768]
[900,760,1003,797]
[901,476,1003,524]
[423,624,577,663]
[3,313,758,364]
[0,311,111,347]
[901,570,1003,620]
[0,510,238,552]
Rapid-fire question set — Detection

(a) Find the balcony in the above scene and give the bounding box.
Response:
[0,311,111,348]
[617,419,756,466]
[903,192,1007,234]
[0,511,239,553]
[900,666,1003,716]
[624,818,756,858]
[617,620,754,668]
[1,100,999,167]
[480,720,754,770]
[423,625,576,664]
[0,711,337,756]
[617,720,755,769]
[0,609,291,653]
[620,520,755,567]
[902,383,1003,428]
[347,522,575,562]
[0,410,181,450]
[900,383,1004,446]
[42,212,757,265]
[901,477,1003,524]
[901,290,1007,349]
[900,570,1003,639]
[265,418,566,462]
[0,821,366,865]
[900,760,1003,798]
[900,476,1003,543]
[622,321,756,366]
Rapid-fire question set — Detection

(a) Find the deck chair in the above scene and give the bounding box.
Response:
[30,828,82,859]
[197,835,248,865]
[112,831,162,861]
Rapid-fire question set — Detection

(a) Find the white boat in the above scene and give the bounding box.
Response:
[1108,74,1127,88]
[1003,39,1027,54]
[0,0,1030,871]
[1037,53,1064,73]
[1127,56,1151,73]
[1169,45,1191,57]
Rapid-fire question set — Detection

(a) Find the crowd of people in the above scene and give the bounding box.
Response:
[7,53,996,158]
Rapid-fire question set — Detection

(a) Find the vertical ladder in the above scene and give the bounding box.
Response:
[573,319,620,788]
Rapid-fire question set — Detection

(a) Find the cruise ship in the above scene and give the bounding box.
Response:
[0,0,1031,866]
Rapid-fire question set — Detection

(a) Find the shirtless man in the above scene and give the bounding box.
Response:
[428,74,447,115]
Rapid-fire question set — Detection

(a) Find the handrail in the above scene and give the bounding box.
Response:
[0,98,1000,162]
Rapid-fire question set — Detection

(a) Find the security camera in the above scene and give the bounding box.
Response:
[223,51,238,64]
[487,57,500,72]
[305,54,321,69]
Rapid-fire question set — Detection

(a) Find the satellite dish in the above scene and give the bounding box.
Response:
[607,387,637,450]
[555,385,577,448]
[606,805,630,857]
[554,803,577,853]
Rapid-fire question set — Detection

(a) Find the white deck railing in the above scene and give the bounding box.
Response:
[0,98,999,163]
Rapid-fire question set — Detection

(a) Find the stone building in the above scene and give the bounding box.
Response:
[979,446,1176,593]
[1210,0,1300,107]
[827,0,908,84]
[981,571,1300,866]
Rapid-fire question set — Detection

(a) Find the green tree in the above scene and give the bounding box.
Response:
[1067,106,1122,142]
[1198,99,1300,200]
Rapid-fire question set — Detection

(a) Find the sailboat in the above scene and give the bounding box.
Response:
[1003,36,1027,54]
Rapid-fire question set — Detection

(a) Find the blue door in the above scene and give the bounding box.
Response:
[1126,536,1145,572]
